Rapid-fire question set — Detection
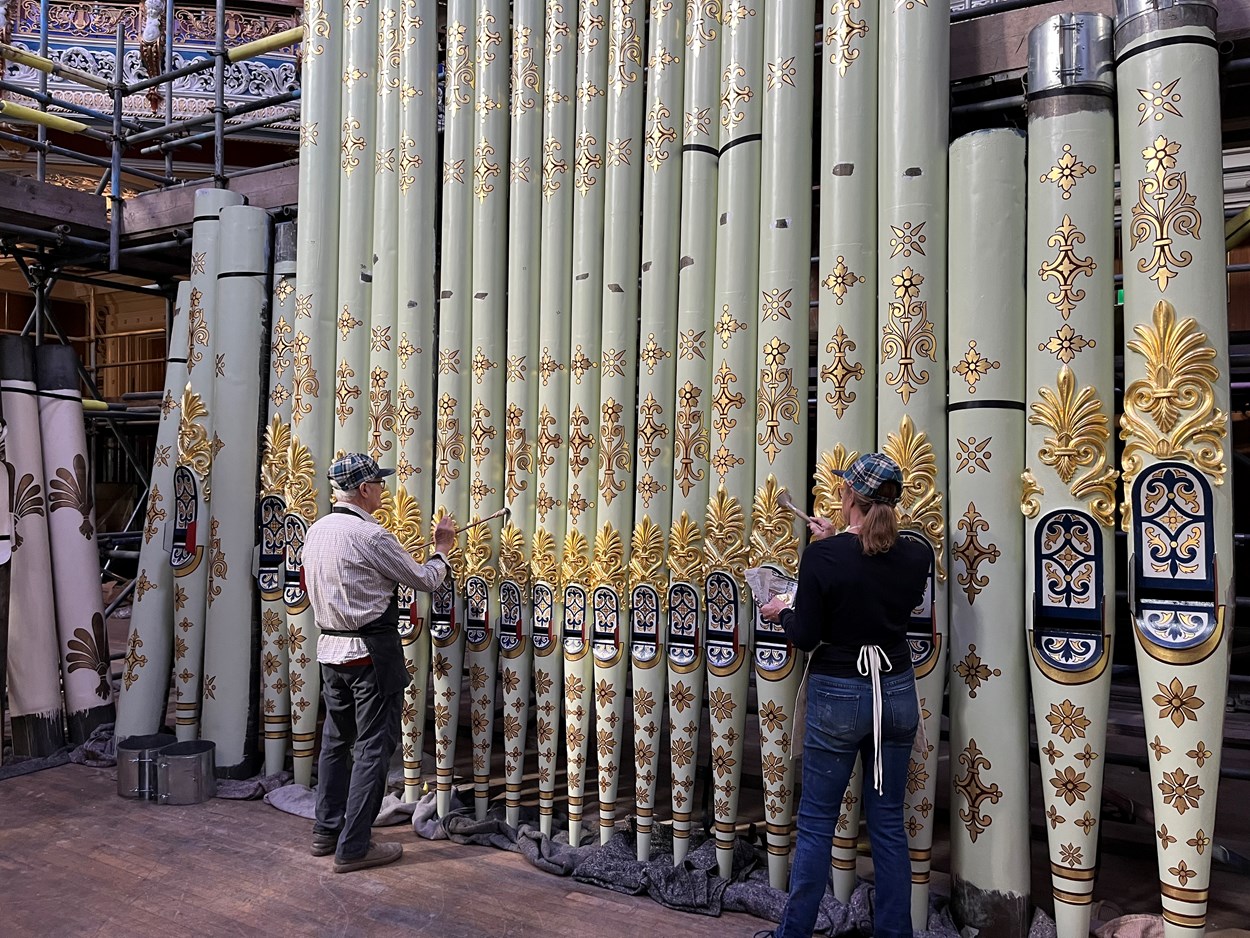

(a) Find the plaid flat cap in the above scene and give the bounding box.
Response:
[833,452,904,505]
[326,452,395,490]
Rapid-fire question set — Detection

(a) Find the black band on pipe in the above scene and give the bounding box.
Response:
[719,133,762,156]
[947,399,1027,413]
[1116,34,1218,66]
[1025,85,1114,103]
[682,144,718,157]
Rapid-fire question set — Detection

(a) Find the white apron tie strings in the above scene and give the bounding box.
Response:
[856,644,893,795]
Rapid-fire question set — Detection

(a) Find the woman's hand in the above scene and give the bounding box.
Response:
[759,597,787,622]
[808,516,837,540]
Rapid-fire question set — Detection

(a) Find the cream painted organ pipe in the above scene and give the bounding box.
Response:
[947,127,1030,938]
[1115,3,1233,935]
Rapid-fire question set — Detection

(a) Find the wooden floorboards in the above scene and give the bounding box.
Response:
[0,763,768,937]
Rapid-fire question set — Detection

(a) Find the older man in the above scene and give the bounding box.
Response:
[303,452,455,873]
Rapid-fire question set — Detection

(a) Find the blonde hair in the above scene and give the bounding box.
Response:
[848,485,899,555]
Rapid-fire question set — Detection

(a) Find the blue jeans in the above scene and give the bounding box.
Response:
[776,669,919,938]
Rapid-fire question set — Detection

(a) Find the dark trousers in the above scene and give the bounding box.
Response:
[313,661,404,861]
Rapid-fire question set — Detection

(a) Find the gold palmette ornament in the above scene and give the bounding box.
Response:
[334,0,377,458]
[817,0,879,898]
[392,0,437,803]
[286,0,342,787]
[752,0,813,890]
[947,128,1030,937]
[1024,18,1117,937]
[591,0,643,844]
[877,0,948,923]
[531,0,576,837]
[115,282,191,741]
[200,205,270,777]
[500,0,544,829]
[171,188,245,744]
[667,0,718,864]
[563,0,608,846]
[257,229,297,775]
[466,0,510,821]
[1115,3,1232,935]
[432,0,476,818]
[630,0,684,862]
[704,0,763,880]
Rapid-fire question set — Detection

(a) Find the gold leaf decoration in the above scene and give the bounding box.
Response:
[1120,300,1227,492]
[749,475,799,575]
[673,381,709,497]
[431,506,465,578]
[435,392,466,494]
[1020,469,1043,519]
[374,485,423,556]
[531,528,560,586]
[176,385,213,495]
[285,433,319,523]
[629,516,666,594]
[883,415,945,581]
[704,485,748,577]
[598,398,629,506]
[592,522,626,592]
[561,527,593,587]
[1038,215,1096,320]
[668,511,704,584]
[260,414,291,498]
[880,267,936,404]
[1130,136,1201,291]
[462,518,495,583]
[756,338,800,463]
[1030,366,1117,523]
[812,444,857,524]
[952,504,1000,604]
[499,522,529,587]
[820,325,865,419]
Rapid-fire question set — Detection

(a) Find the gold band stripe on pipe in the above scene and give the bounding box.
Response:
[1050,863,1097,882]
[1160,883,1211,904]
[1053,888,1094,906]
[1162,911,1206,929]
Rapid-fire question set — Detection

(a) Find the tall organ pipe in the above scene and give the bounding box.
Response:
[115,282,191,740]
[286,0,343,787]
[631,0,685,862]
[36,344,114,742]
[666,0,719,864]
[501,0,544,830]
[1115,3,1233,936]
[876,0,949,923]
[751,0,813,890]
[704,0,764,880]
[531,0,576,837]
[947,127,1030,938]
[591,0,644,844]
[816,0,879,898]
[1025,17,1117,937]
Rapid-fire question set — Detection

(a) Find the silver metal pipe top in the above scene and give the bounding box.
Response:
[1027,13,1115,97]
[274,221,298,272]
[1115,0,1218,50]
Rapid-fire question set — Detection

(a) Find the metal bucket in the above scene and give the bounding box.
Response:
[155,740,217,805]
[116,733,177,799]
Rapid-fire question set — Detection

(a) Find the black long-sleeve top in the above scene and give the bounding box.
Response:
[777,531,932,677]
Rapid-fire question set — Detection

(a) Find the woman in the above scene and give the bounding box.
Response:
[759,452,931,938]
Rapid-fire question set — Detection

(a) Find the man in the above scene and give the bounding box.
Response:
[303,452,455,873]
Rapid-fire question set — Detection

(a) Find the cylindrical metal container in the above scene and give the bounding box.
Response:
[117,732,177,799]
[156,740,218,805]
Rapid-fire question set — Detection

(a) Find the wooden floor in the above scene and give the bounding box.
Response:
[0,763,769,938]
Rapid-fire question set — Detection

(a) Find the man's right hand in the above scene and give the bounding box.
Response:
[433,515,455,555]
[808,516,837,540]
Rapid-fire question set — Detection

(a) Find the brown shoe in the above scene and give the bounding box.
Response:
[333,841,403,873]
[311,832,337,857]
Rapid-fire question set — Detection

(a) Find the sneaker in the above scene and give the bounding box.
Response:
[311,832,338,857]
[333,841,403,873]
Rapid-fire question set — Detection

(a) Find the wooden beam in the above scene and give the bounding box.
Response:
[952,0,1115,83]
[122,164,300,237]
[0,172,108,237]
[951,0,1250,84]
